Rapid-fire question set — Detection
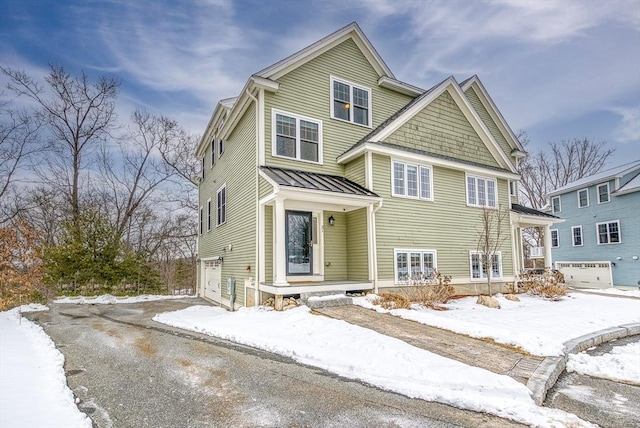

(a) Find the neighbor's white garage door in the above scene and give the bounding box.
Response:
[555,262,612,288]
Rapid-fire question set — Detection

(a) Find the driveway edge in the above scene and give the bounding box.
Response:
[526,322,640,405]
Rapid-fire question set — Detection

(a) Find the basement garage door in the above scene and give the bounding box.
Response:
[555,262,612,288]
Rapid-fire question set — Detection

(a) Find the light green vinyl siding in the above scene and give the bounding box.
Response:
[385,91,500,169]
[198,102,257,304]
[259,176,273,199]
[264,38,413,175]
[347,207,369,280]
[464,86,514,163]
[264,205,273,282]
[323,211,348,280]
[371,154,513,281]
[344,155,366,187]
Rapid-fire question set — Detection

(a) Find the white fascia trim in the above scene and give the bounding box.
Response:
[377,76,423,97]
[460,77,523,151]
[196,103,225,157]
[515,213,565,227]
[258,23,393,81]
[258,169,280,193]
[368,77,516,173]
[339,142,520,180]
[250,76,279,92]
[547,164,640,197]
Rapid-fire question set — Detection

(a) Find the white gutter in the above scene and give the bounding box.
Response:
[246,88,261,307]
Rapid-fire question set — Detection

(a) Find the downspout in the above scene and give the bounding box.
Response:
[246,88,260,307]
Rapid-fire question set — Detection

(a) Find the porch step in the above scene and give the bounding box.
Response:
[301,291,353,309]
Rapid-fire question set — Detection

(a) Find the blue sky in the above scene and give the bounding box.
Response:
[1,0,639,165]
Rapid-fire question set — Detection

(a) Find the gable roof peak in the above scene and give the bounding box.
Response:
[254,21,395,81]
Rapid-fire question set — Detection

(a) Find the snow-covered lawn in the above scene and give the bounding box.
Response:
[0,305,91,428]
[54,293,196,304]
[353,293,640,356]
[567,341,640,384]
[573,287,640,298]
[154,305,591,427]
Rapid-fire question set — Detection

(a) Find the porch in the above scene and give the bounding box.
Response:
[259,280,373,295]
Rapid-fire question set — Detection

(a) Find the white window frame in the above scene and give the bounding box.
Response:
[465,174,498,208]
[206,198,212,232]
[391,160,433,201]
[330,76,372,128]
[218,139,224,158]
[550,229,559,248]
[577,188,589,208]
[216,184,227,227]
[394,249,437,284]
[199,206,203,235]
[201,157,205,179]
[271,109,323,164]
[571,225,583,247]
[509,181,516,197]
[596,220,621,245]
[469,251,503,281]
[551,196,561,213]
[210,139,216,168]
[597,183,610,204]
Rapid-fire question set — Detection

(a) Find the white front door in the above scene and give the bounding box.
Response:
[204,261,222,302]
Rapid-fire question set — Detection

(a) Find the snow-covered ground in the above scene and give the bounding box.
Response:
[54,293,196,304]
[567,341,640,384]
[0,305,91,428]
[573,287,640,298]
[353,293,640,356]
[154,305,592,427]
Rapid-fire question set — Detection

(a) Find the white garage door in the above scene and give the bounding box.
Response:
[556,262,612,288]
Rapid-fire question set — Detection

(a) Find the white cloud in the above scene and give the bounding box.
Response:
[609,105,640,144]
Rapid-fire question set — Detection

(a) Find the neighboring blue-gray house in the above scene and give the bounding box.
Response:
[546,160,640,288]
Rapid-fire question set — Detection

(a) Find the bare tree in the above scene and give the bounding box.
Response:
[1,65,120,226]
[475,205,509,297]
[0,97,42,224]
[517,133,615,209]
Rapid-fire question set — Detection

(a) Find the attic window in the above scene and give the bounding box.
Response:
[330,76,371,127]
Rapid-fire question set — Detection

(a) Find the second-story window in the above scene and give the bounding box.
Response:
[330,76,371,127]
[572,225,583,246]
[597,183,610,204]
[551,229,559,248]
[272,109,322,163]
[466,174,497,208]
[210,139,216,167]
[577,188,589,208]
[551,196,561,213]
[218,139,224,157]
[392,161,433,200]
[201,157,205,179]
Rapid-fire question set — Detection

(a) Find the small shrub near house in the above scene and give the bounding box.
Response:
[372,292,412,310]
[403,270,454,310]
[519,268,567,300]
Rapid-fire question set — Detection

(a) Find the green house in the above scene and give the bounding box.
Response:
[195,22,559,309]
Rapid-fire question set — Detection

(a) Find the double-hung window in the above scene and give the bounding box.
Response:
[330,76,371,127]
[551,229,559,248]
[218,139,224,157]
[201,157,205,179]
[206,198,212,232]
[273,110,322,163]
[216,184,227,226]
[597,183,610,204]
[199,206,203,235]
[470,251,502,280]
[210,139,216,167]
[394,249,437,283]
[577,188,589,208]
[571,225,582,246]
[392,161,433,200]
[596,220,620,244]
[551,196,561,213]
[466,175,497,208]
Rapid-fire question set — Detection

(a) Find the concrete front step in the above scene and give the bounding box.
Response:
[301,291,353,309]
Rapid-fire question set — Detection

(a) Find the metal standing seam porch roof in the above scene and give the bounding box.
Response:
[510,203,560,219]
[260,166,379,197]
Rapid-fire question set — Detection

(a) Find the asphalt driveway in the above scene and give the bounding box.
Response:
[27,299,524,428]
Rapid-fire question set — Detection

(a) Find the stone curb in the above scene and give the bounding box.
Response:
[526,322,640,405]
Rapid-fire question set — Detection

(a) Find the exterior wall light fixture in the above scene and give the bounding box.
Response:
[328,215,335,226]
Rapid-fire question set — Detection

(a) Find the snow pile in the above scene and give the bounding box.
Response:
[575,288,640,298]
[354,293,640,356]
[54,294,196,304]
[0,305,91,428]
[154,305,592,427]
[567,342,640,384]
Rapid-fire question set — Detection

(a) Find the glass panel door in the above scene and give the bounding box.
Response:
[286,211,312,275]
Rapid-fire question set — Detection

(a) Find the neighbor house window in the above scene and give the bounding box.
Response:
[551,229,559,248]
[392,161,433,200]
[470,251,502,280]
[466,174,497,208]
[216,184,227,226]
[206,198,212,231]
[597,183,610,204]
[551,196,561,213]
[199,206,203,235]
[272,109,322,163]
[330,76,371,126]
[572,225,583,246]
[210,139,216,167]
[596,220,620,244]
[509,181,516,197]
[218,139,224,157]
[201,157,205,179]
[394,249,437,283]
[577,188,589,208]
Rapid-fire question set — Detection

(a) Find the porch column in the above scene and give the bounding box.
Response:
[543,224,553,269]
[273,197,288,286]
